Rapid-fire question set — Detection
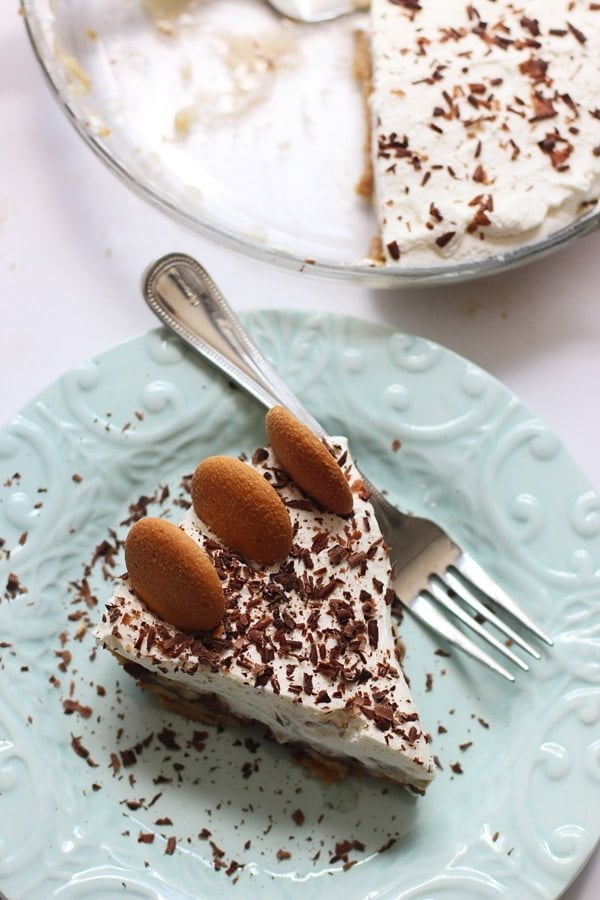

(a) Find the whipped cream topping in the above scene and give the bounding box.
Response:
[96,441,435,790]
[370,0,600,265]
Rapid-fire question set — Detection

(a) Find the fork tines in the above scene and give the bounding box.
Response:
[413,553,553,682]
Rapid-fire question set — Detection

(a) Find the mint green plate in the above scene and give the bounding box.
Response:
[1,311,599,899]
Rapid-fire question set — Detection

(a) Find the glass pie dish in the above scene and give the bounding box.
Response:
[22,0,600,286]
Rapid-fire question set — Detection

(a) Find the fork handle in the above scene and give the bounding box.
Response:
[142,253,326,438]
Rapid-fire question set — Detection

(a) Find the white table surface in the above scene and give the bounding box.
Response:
[2,5,599,898]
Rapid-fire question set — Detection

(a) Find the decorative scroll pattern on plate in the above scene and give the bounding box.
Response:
[0,312,598,899]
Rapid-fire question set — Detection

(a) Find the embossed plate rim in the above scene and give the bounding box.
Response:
[0,310,599,899]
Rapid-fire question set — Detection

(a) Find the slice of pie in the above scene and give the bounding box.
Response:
[96,408,435,793]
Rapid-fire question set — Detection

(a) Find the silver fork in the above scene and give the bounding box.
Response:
[142,253,553,682]
[267,0,369,24]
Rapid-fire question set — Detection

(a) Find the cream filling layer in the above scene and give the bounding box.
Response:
[370,0,600,264]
